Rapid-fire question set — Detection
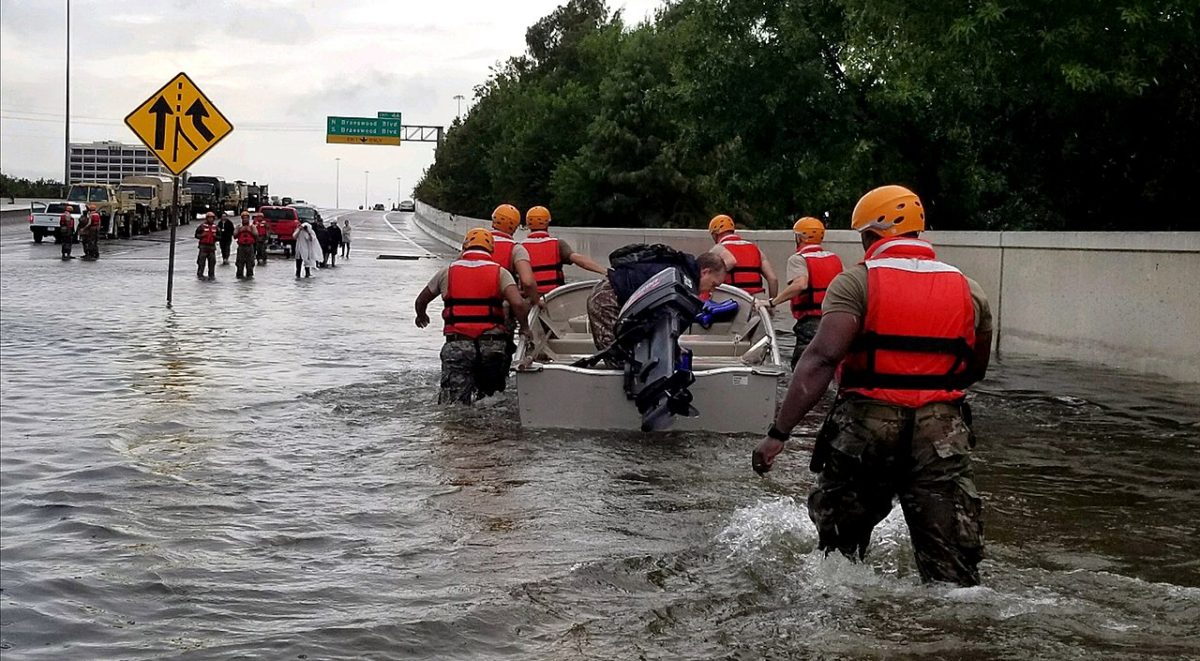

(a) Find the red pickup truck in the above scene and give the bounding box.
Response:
[259,206,299,256]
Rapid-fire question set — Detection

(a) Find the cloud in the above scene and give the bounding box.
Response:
[1,0,669,203]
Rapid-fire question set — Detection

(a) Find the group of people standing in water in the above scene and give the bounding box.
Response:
[415,184,995,589]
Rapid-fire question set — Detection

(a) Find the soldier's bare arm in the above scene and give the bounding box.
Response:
[769,273,809,309]
[969,329,992,384]
[502,284,531,336]
[414,287,436,328]
[753,312,860,475]
[761,257,780,299]
[777,312,860,432]
[569,253,608,275]
[513,259,542,308]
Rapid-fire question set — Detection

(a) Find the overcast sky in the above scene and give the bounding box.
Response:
[0,0,662,207]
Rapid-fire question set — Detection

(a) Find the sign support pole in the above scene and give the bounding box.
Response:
[166,177,179,307]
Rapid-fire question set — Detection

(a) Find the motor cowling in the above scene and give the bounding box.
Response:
[614,267,704,431]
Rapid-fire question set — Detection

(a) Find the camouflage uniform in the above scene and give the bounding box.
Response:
[790,317,820,368]
[438,333,511,404]
[255,222,269,264]
[808,397,983,586]
[80,220,100,259]
[586,279,620,353]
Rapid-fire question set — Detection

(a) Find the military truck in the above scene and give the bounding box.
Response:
[186,175,227,216]
[66,182,140,238]
[245,182,268,211]
[226,180,247,214]
[121,174,193,229]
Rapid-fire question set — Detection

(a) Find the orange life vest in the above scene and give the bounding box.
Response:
[522,231,565,294]
[254,220,270,238]
[443,250,506,338]
[88,212,101,229]
[790,245,844,320]
[236,225,256,245]
[719,234,765,295]
[838,237,976,408]
[491,230,516,271]
[198,223,218,245]
[59,213,75,230]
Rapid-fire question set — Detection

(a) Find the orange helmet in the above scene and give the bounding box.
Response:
[491,204,521,234]
[525,205,551,231]
[793,217,825,244]
[462,227,495,253]
[851,185,925,237]
[87,204,98,211]
[708,214,735,236]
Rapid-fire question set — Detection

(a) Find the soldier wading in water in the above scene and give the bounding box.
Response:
[414,228,530,404]
[753,185,994,587]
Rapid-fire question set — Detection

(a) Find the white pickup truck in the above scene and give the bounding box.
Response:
[28,201,82,243]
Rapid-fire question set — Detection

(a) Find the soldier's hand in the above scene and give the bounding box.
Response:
[415,312,430,328]
[752,437,786,476]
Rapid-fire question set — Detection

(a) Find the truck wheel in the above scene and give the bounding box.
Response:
[32,227,44,243]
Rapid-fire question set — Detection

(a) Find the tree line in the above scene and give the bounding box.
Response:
[416,0,1196,231]
[0,174,65,201]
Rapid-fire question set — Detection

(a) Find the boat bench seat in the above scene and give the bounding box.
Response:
[545,335,600,357]
[538,334,760,361]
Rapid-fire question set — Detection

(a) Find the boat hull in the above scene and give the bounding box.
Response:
[517,364,781,433]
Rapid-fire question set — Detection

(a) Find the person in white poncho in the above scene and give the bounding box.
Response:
[292,221,323,278]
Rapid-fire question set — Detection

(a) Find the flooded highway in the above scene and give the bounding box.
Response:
[1,212,1198,659]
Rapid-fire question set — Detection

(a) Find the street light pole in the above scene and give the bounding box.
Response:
[453,94,464,121]
[396,177,401,207]
[364,170,369,209]
[64,0,70,195]
[334,157,340,208]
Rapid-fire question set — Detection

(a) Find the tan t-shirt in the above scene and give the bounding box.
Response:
[510,243,531,266]
[785,253,809,284]
[426,264,517,297]
[823,264,993,333]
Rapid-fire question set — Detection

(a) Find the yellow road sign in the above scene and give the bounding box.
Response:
[124,72,233,175]
[326,134,401,146]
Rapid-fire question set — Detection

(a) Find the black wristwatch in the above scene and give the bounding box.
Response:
[767,424,790,442]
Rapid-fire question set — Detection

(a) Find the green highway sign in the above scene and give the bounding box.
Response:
[326,116,400,137]
[378,111,402,120]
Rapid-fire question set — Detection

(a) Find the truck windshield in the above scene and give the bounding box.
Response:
[262,208,297,221]
[188,183,214,194]
[293,207,316,221]
[67,187,110,203]
[122,185,155,199]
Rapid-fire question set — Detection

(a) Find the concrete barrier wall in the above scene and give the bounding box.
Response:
[414,201,1200,382]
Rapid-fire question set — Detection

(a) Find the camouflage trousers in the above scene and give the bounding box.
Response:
[438,334,512,405]
[236,244,255,278]
[586,279,620,353]
[807,396,984,586]
[790,316,821,368]
[80,230,100,259]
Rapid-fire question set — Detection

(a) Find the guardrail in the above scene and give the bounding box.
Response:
[414,200,1200,382]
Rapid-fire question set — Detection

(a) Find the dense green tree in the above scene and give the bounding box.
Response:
[0,173,65,200]
[415,0,1198,230]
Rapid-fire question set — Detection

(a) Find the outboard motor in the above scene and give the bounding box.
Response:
[613,266,704,431]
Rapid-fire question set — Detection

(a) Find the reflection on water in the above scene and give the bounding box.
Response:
[1,213,1199,659]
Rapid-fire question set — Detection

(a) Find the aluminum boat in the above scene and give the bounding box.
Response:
[513,278,784,432]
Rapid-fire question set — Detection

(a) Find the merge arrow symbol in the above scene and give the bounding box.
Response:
[148,96,173,150]
[359,137,368,143]
[185,99,215,141]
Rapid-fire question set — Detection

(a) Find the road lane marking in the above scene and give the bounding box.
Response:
[381,213,433,257]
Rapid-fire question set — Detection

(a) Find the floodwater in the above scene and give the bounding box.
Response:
[2,211,1198,659]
